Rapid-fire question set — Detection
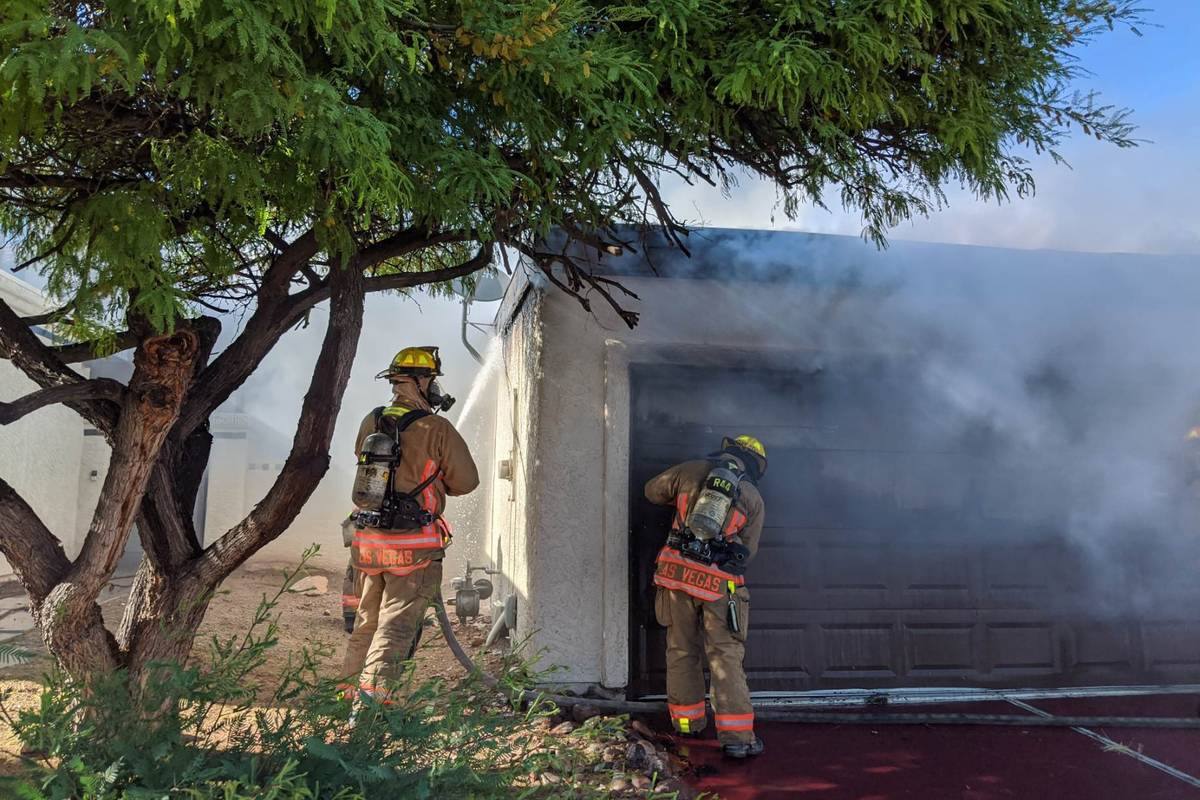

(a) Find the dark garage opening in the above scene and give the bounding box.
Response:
[627,359,1200,697]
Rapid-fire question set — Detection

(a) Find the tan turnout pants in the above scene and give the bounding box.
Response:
[656,586,755,744]
[342,560,443,699]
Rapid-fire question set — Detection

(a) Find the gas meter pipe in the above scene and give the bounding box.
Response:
[433,595,1200,729]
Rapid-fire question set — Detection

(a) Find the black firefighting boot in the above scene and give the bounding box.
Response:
[722,736,765,759]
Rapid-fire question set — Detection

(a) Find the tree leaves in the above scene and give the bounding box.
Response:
[0,0,1146,332]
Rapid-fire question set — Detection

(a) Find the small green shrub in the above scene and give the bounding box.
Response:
[1,550,572,799]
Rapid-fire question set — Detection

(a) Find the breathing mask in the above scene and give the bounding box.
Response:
[426,379,455,414]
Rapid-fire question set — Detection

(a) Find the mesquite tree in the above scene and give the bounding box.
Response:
[0,0,1142,687]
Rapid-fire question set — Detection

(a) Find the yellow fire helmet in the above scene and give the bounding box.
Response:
[375,346,442,380]
[1187,426,1200,442]
[722,434,767,478]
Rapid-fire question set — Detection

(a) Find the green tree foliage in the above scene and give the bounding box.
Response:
[1,0,1141,329]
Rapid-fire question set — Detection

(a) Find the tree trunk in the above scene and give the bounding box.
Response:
[12,330,200,688]
[117,559,213,686]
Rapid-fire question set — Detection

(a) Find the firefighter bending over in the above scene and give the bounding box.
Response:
[645,435,767,759]
[341,346,479,703]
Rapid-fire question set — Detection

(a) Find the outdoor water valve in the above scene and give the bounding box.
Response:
[452,562,497,621]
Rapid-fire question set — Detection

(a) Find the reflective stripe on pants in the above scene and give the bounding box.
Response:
[668,700,707,734]
[716,712,755,732]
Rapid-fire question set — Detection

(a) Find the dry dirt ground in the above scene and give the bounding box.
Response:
[0,561,698,797]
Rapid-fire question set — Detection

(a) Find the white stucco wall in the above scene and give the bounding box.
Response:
[482,293,541,643]
[0,272,85,575]
[73,431,110,559]
[0,359,86,572]
[203,428,250,545]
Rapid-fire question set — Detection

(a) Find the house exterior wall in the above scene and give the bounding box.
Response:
[0,358,85,570]
[0,272,85,576]
[202,419,251,547]
[479,291,542,645]
[73,432,110,559]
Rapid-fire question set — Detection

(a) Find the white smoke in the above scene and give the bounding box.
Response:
[224,290,499,565]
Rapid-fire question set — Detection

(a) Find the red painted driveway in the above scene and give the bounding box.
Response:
[654,696,1200,799]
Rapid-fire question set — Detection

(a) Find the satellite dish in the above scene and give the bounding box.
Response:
[452,273,506,303]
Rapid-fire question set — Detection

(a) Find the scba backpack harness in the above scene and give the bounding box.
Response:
[349,407,449,574]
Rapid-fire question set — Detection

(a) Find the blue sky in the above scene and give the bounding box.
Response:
[1078,1,1199,108]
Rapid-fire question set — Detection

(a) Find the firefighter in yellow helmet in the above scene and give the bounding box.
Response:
[341,346,479,705]
[644,435,767,758]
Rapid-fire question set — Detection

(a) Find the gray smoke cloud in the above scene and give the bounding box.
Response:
[619,227,1200,619]
[643,83,1200,616]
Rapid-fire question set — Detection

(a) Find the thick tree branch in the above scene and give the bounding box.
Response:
[263,229,319,296]
[0,378,126,425]
[360,244,494,296]
[0,298,119,436]
[175,230,318,435]
[354,227,471,268]
[117,317,220,659]
[21,327,196,679]
[193,261,365,584]
[0,478,71,600]
[21,306,71,327]
[176,231,486,437]
[277,242,495,326]
[131,459,203,572]
[0,477,118,678]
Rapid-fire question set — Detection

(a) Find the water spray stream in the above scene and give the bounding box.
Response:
[451,337,503,430]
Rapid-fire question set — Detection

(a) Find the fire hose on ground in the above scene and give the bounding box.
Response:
[434,593,1200,730]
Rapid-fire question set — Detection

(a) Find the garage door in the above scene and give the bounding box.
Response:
[628,360,1200,696]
